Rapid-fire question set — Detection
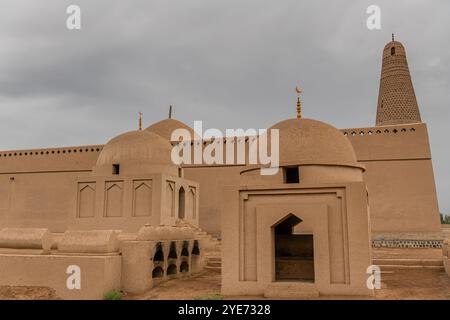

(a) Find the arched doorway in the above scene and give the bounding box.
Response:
[152,266,164,278]
[178,187,185,219]
[273,214,314,282]
[167,264,177,277]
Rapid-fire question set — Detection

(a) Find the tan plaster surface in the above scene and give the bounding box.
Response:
[121,265,450,300]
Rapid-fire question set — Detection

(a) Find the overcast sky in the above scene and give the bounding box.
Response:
[0,0,449,213]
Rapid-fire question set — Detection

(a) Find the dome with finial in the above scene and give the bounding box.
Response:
[240,117,364,186]
[93,129,178,176]
[269,118,361,168]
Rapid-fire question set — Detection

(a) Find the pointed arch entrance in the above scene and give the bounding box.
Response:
[272,213,314,282]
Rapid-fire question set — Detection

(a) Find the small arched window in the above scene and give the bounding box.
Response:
[391,47,395,56]
[178,187,186,219]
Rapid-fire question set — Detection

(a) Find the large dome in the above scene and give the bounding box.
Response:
[268,118,360,168]
[94,130,178,176]
[146,118,198,141]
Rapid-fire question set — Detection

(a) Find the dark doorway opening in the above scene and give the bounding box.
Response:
[153,243,164,262]
[179,187,185,219]
[180,261,189,273]
[284,167,299,184]
[273,214,314,282]
[112,164,120,175]
[168,242,177,259]
[181,241,189,256]
[167,264,177,276]
[191,240,200,255]
[152,266,164,278]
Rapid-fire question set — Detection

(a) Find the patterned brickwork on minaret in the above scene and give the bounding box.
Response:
[375,39,422,126]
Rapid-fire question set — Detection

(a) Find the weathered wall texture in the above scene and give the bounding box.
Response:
[0,123,442,239]
[342,122,441,237]
[0,146,101,232]
[221,182,372,296]
[183,165,242,237]
[0,229,122,300]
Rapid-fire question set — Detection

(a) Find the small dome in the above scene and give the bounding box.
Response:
[268,118,360,168]
[94,130,177,176]
[146,118,198,141]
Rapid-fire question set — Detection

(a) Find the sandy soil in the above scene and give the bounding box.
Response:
[374,268,450,300]
[123,267,450,300]
[0,286,60,300]
[125,271,222,300]
[126,248,450,300]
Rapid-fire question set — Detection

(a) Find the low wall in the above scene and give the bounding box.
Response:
[0,254,121,299]
[0,227,204,298]
[0,228,52,253]
[0,228,122,299]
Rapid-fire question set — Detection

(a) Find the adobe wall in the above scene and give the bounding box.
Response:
[0,145,102,172]
[0,254,122,299]
[221,182,373,297]
[183,165,242,237]
[0,146,101,232]
[342,123,430,160]
[0,229,122,300]
[342,123,442,238]
[183,122,441,239]
[0,122,443,240]
[71,174,200,232]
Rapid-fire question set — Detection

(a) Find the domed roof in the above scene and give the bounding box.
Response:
[146,118,198,141]
[268,118,361,168]
[94,130,177,176]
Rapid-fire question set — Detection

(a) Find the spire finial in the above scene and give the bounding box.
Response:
[138,112,142,130]
[169,105,173,119]
[295,86,302,119]
[392,33,395,41]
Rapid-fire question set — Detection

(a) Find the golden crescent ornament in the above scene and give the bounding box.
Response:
[295,86,302,94]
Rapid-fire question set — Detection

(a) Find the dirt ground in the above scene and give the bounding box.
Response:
[3,267,448,300]
[1,248,449,300]
[125,271,223,300]
[123,267,450,300]
[0,286,60,300]
[125,248,450,300]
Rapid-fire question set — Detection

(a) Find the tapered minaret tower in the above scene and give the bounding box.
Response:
[375,35,422,126]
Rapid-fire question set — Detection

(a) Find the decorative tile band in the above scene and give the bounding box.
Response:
[372,239,443,249]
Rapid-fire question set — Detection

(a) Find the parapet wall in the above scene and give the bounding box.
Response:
[342,122,441,238]
[0,145,102,173]
[341,122,430,161]
[0,145,102,232]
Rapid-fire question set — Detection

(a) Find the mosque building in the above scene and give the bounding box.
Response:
[0,37,445,299]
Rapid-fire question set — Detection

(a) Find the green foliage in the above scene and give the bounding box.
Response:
[103,290,123,300]
[440,213,450,224]
[194,293,224,300]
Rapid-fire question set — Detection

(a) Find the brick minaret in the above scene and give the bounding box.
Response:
[375,36,422,126]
